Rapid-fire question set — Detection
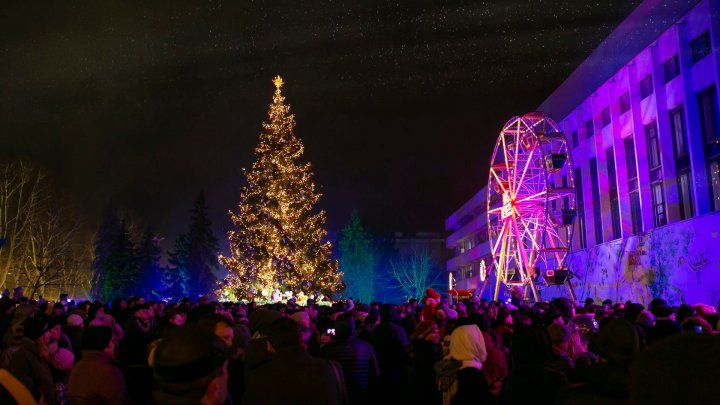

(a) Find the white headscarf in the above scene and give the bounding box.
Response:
[446,324,487,370]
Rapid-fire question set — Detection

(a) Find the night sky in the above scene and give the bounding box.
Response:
[1,1,642,253]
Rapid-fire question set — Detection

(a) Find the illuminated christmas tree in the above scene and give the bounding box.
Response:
[219,76,343,300]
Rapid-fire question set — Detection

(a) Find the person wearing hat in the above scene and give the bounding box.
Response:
[120,304,155,403]
[421,288,441,322]
[9,316,55,404]
[646,305,682,345]
[63,314,84,363]
[152,324,232,405]
[68,326,129,404]
[244,308,282,371]
[408,320,442,404]
[547,323,575,382]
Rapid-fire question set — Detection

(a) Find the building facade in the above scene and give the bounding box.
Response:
[446,0,720,305]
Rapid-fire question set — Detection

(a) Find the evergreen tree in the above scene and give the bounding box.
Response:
[220,76,343,299]
[186,192,220,297]
[167,233,191,298]
[166,193,219,299]
[338,210,375,303]
[90,209,120,300]
[102,220,137,301]
[136,226,162,298]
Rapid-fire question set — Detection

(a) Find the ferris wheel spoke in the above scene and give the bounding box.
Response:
[514,191,546,205]
[512,121,523,191]
[491,220,509,257]
[516,208,542,252]
[490,168,508,195]
[500,130,512,182]
[510,216,531,279]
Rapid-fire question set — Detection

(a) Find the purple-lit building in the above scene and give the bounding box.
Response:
[447,0,720,305]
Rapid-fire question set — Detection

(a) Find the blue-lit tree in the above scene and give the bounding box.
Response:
[338,210,375,303]
[168,192,219,298]
[136,226,163,298]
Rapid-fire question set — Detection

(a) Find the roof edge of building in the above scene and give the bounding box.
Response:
[537,0,700,121]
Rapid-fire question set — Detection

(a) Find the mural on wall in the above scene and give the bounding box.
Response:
[543,212,720,306]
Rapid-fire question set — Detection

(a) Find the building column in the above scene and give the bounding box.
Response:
[650,36,682,224]
[626,62,654,232]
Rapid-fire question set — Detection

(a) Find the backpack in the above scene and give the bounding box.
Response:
[434,359,462,405]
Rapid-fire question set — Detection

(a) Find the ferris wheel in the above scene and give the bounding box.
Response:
[486,112,577,302]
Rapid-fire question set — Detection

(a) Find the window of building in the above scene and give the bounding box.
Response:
[663,55,680,83]
[677,169,694,220]
[709,159,720,211]
[640,75,653,100]
[606,147,621,239]
[589,158,603,244]
[625,136,638,181]
[574,167,586,248]
[619,92,630,114]
[624,136,643,234]
[586,119,594,139]
[646,122,666,227]
[670,105,687,157]
[699,86,719,144]
[691,31,711,64]
[651,182,667,226]
[572,130,578,148]
[629,191,642,235]
[602,107,611,127]
[646,122,661,172]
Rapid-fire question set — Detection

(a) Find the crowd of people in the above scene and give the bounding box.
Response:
[0,286,718,404]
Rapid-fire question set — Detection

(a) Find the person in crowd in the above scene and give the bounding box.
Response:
[547,323,575,382]
[479,324,507,400]
[435,324,490,405]
[244,317,347,404]
[558,318,639,403]
[629,333,719,403]
[48,303,67,327]
[69,326,130,404]
[542,306,564,328]
[46,318,74,403]
[504,325,567,404]
[153,324,231,405]
[408,320,442,404]
[321,312,379,404]
[646,305,682,345]
[9,317,55,404]
[371,304,410,403]
[440,296,458,320]
[244,308,281,370]
[357,313,379,343]
[63,314,84,361]
[120,304,155,403]
[199,313,245,404]
[400,302,418,337]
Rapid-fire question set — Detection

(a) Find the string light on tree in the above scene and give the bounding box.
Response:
[219,75,344,300]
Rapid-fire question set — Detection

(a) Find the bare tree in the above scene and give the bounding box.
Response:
[389,248,442,300]
[18,208,79,299]
[0,160,47,288]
